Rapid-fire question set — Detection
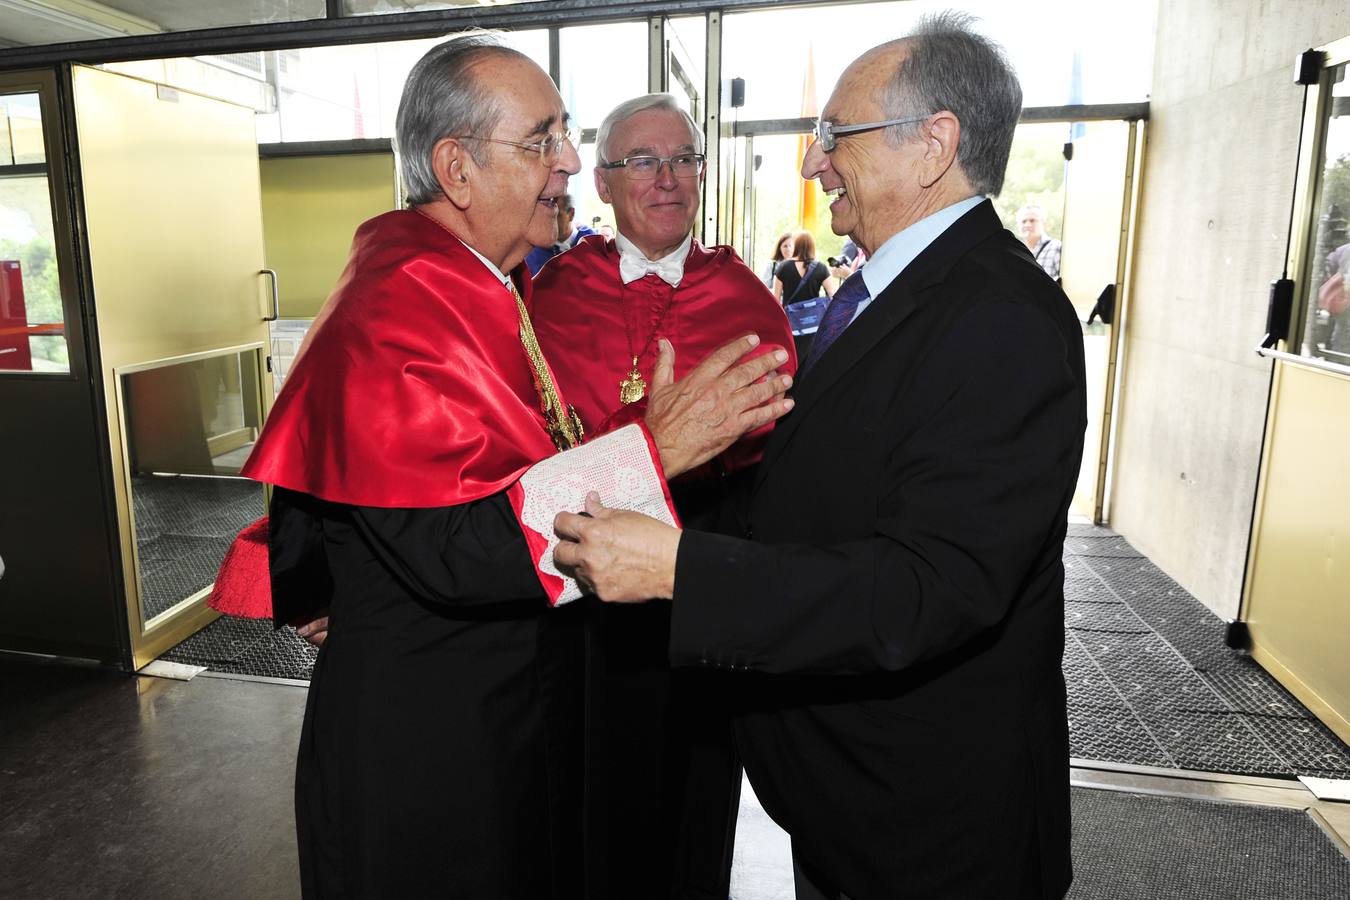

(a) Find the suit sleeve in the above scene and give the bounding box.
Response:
[669,301,1084,675]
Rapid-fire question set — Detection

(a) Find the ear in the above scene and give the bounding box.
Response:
[594,166,614,205]
[919,111,961,188]
[432,137,473,209]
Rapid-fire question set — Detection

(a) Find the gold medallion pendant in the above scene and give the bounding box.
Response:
[619,356,647,405]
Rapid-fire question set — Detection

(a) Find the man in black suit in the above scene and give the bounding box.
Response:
[556,12,1084,900]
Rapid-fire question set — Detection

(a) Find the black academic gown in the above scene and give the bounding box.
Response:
[272,487,585,899]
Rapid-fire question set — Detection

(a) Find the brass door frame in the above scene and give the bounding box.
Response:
[110,342,268,668]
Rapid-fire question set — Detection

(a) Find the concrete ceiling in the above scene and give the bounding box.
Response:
[0,0,324,48]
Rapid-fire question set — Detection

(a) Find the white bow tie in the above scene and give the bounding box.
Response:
[619,252,684,287]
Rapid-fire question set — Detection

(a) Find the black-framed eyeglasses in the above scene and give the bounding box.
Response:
[812,115,929,152]
[458,126,580,165]
[597,153,707,180]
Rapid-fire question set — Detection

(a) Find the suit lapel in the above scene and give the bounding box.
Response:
[755,200,1005,484]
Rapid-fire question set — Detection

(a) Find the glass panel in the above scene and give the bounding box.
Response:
[741,132,846,280]
[994,122,1068,268]
[1,95,70,374]
[0,92,45,165]
[0,1,323,48]
[121,349,266,626]
[569,141,612,239]
[343,0,545,14]
[193,30,545,143]
[667,16,706,124]
[1301,63,1350,365]
[560,22,648,133]
[722,0,1157,123]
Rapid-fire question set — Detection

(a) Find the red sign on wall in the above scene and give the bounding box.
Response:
[0,260,34,371]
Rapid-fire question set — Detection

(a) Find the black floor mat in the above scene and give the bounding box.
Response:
[1067,787,1350,898]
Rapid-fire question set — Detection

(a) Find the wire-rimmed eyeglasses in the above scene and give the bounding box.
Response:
[458,127,581,165]
[812,115,929,152]
[597,153,707,180]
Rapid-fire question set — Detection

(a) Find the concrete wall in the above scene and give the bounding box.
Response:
[1111,1,1350,619]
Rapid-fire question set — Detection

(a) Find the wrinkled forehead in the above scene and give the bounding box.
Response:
[480,53,567,134]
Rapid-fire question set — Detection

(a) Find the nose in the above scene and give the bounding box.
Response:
[557,136,582,176]
[654,158,679,189]
[801,138,829,181]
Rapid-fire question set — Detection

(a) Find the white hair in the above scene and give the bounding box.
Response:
[595,93,702,164]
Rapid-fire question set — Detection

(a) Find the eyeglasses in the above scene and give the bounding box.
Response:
[597,153,707,180]
[812,115,929,152]
[459,127,580,165]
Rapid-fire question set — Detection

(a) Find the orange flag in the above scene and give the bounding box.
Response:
[797,44,819,229]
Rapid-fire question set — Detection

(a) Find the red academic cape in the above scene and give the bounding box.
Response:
[242,209,563,507]
[530,235,797,472]
[215,209,585,619]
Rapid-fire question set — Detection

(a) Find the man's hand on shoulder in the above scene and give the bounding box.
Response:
[645,335,793,477]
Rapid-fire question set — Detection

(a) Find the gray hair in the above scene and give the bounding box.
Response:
[1016,203,1046,219]
[882,12,1022,196]
[595,93,702,164]
[395,33,524,205]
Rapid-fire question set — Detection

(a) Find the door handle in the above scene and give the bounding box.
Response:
[260,268,280,322]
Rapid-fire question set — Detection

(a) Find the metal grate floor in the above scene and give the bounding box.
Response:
[159,614,317,681]
[159,523,1350,779]
[131,474,265,620]
[1064,523,1350,779]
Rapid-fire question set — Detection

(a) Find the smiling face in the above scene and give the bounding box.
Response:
[468,54,580,267]
[800,48,931,256]
[595,107,702,260]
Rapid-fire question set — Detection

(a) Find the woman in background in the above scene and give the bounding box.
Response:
[760,231,794,289]
[773,230,836,305]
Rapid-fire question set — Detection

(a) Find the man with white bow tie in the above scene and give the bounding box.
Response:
[531,93,795,899]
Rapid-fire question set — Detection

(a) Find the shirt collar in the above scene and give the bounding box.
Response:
[860,195,983,301]
[458,239,512,289]
[615,231,692,287]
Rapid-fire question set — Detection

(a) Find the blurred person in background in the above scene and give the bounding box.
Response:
[761,230,795,288]
[773,230,837,304]
[1017,202,1062,283]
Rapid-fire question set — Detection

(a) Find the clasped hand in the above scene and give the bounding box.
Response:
[554,333,793,601]
[554,493,680,602]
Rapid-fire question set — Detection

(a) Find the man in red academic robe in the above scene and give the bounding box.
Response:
[235,39,793,899]
[531,93,797,899]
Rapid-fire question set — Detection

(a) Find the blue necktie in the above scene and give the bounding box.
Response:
[802,271,870,372]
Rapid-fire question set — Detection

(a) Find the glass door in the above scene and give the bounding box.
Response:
[71,64,274,668]
[1241,36,1350,747]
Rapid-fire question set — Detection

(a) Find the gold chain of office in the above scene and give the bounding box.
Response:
[510,282,584,451]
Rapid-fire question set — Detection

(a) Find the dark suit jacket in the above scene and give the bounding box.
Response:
[670,200,1085,899]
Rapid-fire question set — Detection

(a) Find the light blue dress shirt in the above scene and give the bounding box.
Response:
[848,195,984,326]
